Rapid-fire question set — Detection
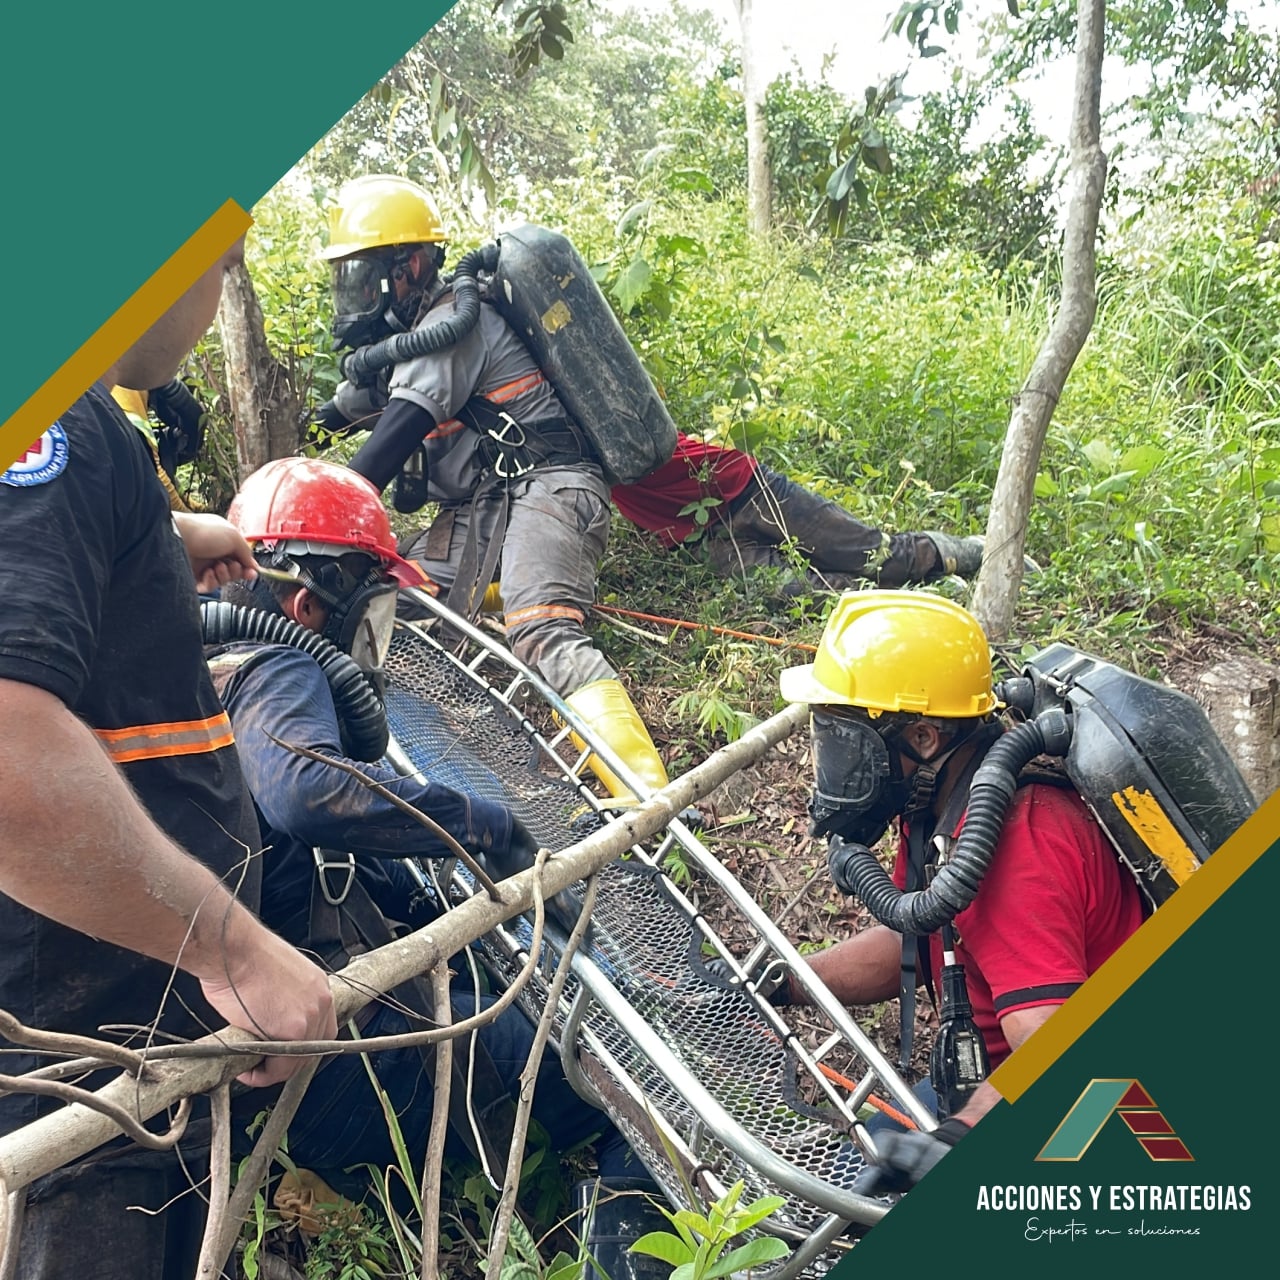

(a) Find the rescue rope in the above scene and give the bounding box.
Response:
[593,604,818,653]
[813,1062,919,1131]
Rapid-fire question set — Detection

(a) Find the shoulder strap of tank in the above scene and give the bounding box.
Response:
[1015,753,1076,789]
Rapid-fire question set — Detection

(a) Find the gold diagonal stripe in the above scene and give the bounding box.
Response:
[991,786,1280,1102]
[0,200,252,471]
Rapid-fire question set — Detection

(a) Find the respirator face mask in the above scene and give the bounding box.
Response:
[331,253,395,349]
[808,708,914,846]
[270,546,399,693]
[324,580,398,690]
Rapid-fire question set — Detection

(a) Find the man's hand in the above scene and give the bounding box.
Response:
[479,820,589,938]
[197,915,337,1089]
[852,1118,970,1197]
[173,512,259,592]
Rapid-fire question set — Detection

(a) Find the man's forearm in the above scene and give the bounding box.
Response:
[347,396,435,491]
[799,924,902,1006]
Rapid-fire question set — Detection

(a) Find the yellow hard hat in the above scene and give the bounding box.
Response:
[780,590,998,717]
[321,174,448,261]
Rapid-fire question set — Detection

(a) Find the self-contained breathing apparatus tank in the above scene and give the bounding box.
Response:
[998,643,1258,908]
[831,643,1260,933]
[485,224,677,485]
[340,225,677,487]
[825,642,1259,1120]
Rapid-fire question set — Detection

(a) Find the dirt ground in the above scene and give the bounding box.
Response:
[669,726,941,1080]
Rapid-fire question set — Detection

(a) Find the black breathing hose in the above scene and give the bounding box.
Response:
[341,242,500,387]
[828,709,1072,934]
[200,601,389,762]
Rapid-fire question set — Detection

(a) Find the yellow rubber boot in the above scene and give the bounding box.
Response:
[564,678,669,801]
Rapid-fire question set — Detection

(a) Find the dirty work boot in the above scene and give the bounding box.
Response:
[924,532,986,579]
[924,533,1040,580]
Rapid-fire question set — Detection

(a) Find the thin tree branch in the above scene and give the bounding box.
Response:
[0,1075,190,1152]
[419,965,453,1280]
[201,1062,320,1280]
[487,867,598,1275]
[0,1009,147,1077]
[265,733,502,898]
[193,1085,232,1280]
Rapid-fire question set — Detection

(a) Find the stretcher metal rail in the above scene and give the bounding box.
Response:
[384,591,928,1275]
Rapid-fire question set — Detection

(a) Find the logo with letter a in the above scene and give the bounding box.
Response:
[1037,1079,1193,1162]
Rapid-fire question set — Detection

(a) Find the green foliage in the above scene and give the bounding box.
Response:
[212,0,1280,697]
[629,1179,789,1280]
[987,0,1280,142]
[304,1211,400,1280]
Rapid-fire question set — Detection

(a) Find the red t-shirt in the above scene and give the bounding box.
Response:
[610,431,759,547]
[894,783,1147,1069]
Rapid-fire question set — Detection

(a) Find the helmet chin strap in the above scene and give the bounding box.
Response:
[897,727,978,820]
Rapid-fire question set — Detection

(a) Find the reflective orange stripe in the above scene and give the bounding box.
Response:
[425,417,469,440]
[487,372,546,403]
[424,374,547,440]
[95,712,235,764]
[504,604,585,628]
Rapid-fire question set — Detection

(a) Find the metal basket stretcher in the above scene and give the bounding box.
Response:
[382,591,929,1275]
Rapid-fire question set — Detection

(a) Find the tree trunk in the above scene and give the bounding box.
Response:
[216,262,305,480]
[733,0,774,236]
[970,0,1108,640]
[1187,658,1280,804]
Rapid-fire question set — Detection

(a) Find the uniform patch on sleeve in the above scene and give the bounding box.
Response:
[2,423,70,487]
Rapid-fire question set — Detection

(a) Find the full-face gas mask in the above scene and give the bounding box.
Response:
[330,253,396,350]
[330,245,444,350]
[807,708,919,846]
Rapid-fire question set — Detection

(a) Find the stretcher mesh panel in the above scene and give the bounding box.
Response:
[384,622,870,1268]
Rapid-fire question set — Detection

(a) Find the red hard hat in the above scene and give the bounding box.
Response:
[228,458,426,587]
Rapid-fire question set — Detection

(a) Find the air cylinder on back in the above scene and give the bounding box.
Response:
[488,224,677,485]
[1021,644,1258,907]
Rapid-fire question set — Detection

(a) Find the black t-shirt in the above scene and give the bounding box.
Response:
[0,384,260,1133]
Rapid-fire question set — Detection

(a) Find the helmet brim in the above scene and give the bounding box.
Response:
[779,661,842,706]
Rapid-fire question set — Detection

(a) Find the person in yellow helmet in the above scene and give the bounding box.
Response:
[318,174,669,803]
[762,591,1145,1194]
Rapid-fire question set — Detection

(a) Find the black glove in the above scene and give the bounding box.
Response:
[148,378,207,464]
[851,1117,970,1197]
[477,820,588,939]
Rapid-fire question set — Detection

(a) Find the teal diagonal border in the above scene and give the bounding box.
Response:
[0,1,457,428]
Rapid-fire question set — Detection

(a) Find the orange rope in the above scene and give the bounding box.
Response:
[594,604,818,653]
[815,1061,919,1131]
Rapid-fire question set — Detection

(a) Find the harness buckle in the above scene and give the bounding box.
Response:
[489,411,535,479]
[313,847,356,906]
